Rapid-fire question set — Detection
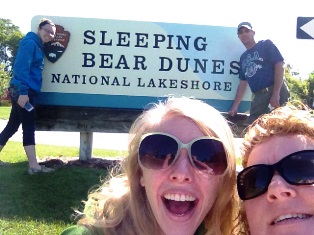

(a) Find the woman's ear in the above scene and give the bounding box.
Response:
[139,171,145,187]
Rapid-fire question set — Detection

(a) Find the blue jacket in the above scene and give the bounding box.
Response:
[10,32,44,95]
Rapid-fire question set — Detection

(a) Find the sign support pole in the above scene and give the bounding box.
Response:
[79,132,93,160]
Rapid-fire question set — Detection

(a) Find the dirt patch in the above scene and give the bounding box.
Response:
[39,156,122,169]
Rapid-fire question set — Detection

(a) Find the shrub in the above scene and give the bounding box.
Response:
[0,64,11,106]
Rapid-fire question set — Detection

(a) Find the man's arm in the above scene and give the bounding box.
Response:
[228,80,248,116]
[269,61,284,108]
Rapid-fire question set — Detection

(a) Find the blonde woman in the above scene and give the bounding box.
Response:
[61,97,239,235]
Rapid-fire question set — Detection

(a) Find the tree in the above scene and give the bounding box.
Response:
[285,65,306,101]
[0,64,11,105]
[285,64,314,108]
[305,71,314,108]
[0,18,23,71]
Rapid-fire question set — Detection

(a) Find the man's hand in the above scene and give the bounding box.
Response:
[17,95,29,108]
[228,80,248,117]
[269,93,280,109]
[228,107,238,116]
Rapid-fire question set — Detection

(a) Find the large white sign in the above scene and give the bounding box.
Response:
[32,15,251,112]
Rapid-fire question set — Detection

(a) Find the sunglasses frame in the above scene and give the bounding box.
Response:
[237,149,314,200]
[138,132,227,175]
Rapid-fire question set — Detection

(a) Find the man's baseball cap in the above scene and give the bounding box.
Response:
[237,22,253,32]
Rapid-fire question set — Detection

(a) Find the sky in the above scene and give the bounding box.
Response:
[2,0,314,78]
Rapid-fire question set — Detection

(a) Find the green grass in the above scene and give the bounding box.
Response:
[0,141,127,164]
[0,142,127,235]
[0,106,11,119]
[0,106,128,234]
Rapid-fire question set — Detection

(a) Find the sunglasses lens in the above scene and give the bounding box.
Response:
[191,139,227,174]
[139,134,178,170]
[237,165,273,200]
[237,150,314,200]
[281,151,314,185]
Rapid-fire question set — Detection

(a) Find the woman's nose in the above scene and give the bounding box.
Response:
[266,174,297,202]
[169,148,194,183]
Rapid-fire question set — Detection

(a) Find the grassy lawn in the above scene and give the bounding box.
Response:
[0,106,128,234]
[0,106,10,120]
[0,141,127,235]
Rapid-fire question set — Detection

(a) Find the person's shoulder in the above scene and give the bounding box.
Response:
[60,225,95,235]
[20,32,41,47]
[258,39,275,47]
[23,32,38,41]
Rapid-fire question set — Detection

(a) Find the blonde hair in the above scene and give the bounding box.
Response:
[237,101,314,234]
[78,96,239,235]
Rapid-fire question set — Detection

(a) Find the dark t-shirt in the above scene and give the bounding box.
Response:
[239,40,284,92]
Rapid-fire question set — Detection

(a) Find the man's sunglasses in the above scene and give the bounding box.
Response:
[237,150,314,200]
[138,133,227,175]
